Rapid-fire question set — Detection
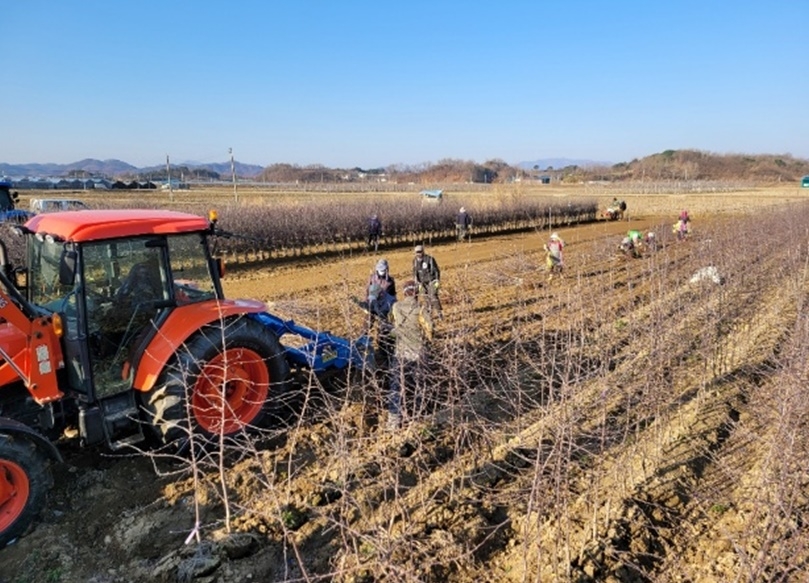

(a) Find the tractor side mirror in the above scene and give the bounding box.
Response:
[59,250,78,286]
[12,190,19,202]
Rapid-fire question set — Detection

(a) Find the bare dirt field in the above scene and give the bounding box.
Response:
[1,188,808,582]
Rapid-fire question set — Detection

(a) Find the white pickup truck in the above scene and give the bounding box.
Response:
[30,198,90,213]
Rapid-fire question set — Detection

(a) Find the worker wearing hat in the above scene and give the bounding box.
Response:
[365,280,396,371]
[387,279,433,430]
[367,214,382,251]
[544,232,565,282]
[456,206,472,242]
[412,244,442,318]
[368,258,396,299]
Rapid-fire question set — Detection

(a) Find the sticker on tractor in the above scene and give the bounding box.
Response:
[36,344,53,374]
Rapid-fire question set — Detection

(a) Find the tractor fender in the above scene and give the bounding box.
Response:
[0,417,62,463]
[132,299,269,393]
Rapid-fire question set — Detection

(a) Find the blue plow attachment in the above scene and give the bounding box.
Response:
[250,312,375,374]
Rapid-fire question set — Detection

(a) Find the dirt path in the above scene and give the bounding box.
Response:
[222,216,665,333]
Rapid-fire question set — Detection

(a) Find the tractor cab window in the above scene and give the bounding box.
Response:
[82,238,170,395]
[166,233,218,304]
[28,235,77,318]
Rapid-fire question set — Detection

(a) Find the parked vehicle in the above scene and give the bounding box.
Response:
[602,199,627,221]
[29,198,90,213]
[0,180,35,224]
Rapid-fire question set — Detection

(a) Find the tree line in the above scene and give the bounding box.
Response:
[251,151,809,185]
[118,150,809,186]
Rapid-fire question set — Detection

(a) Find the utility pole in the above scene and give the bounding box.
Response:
[166,154,173,202]
[230,148,237,202]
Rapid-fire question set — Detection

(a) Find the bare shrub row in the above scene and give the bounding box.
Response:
[107,195,597,260]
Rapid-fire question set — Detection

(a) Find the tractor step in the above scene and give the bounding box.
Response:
[108,434,145,451]
[99,393,144,451]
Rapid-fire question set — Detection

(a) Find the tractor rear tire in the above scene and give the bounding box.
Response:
[0,434,52,548]
[141,317,290,447]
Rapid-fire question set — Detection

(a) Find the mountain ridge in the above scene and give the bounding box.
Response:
[0,159,265,179]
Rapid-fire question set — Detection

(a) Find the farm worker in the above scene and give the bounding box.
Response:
[622,230,642,258]
[116,255,164,305]
[673,218,690,241]
[413,244,443,319]
[100,253,165,353]
[455,206,472,242]
[368,258,397,299]
[618,236,634,257]
[367,214,382,251]
[644,230,658,251]
[365,282,397,371]
[388,279,433,430]
[543,232,565,281]
[674,210,691,240]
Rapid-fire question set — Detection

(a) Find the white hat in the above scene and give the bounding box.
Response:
[550,232,560,240]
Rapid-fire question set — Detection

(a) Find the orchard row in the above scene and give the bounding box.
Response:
[202,196,598,259]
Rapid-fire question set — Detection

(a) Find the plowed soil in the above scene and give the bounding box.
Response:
[2,190,808,583]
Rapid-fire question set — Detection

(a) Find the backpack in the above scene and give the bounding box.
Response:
[619,200,627,211]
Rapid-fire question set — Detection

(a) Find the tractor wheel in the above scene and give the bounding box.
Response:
[0,435,52,548]
[142,317,290,446]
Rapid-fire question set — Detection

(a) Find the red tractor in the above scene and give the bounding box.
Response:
[0,209,371,546]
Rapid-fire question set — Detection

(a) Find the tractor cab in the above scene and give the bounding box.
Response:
[0,179,34,224]
[22,210,221,404]
[0,208,373,547]
[0,183,16,211]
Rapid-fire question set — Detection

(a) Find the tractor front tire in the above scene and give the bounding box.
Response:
[0,435,52,548]
[142,317,290,447]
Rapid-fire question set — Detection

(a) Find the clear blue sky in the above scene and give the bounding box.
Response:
[2,1,807,169]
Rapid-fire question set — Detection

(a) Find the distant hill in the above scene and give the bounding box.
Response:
[195,161,265,178]
[139,161,265,179]
[0,159,138,178]
[520,151,809,183]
